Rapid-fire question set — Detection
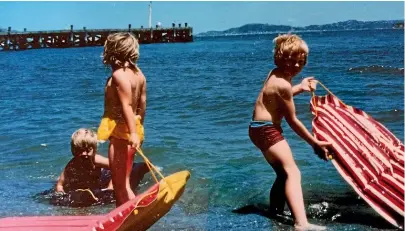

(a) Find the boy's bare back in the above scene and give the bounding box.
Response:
[252,69,292,126]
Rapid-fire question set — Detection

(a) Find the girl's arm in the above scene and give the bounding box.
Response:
[138,79,146,125]
[113,70,139,148]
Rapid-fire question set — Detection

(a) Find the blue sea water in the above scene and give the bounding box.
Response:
[0,29,403,230]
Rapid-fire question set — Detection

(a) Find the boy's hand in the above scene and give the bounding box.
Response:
[313,139,333,161]
[129,132,141,149]
[301,77,318,92]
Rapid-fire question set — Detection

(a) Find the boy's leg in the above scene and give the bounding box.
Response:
[109,137,136,207]
[261,140,308,226]
[268,163,287,216]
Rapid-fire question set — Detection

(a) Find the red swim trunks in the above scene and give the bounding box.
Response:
[249,121,284,152]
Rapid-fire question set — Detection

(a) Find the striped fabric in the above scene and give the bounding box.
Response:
[311,94,404,229]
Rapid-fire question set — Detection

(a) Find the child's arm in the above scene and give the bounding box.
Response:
[95,154,110,169]
[292,77,316,96]
[113,70,140,148]
[280,84,318,146]
[292,84,304,96]
[138,78,146,125]
[55,170,66,192]
[280,84,332,159]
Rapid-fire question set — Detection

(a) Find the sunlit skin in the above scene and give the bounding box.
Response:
[251,35,332,230]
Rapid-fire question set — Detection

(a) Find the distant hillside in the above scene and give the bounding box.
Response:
[197,20,404,37]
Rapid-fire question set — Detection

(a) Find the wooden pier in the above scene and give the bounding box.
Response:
[0,23,193,51]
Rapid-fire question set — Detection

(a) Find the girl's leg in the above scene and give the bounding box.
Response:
[109,137,136,207]
[262,140,325,230]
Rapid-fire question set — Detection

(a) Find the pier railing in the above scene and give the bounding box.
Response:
[0,24,193,51]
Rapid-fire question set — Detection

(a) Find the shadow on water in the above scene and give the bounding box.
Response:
[232,203,294,227]
[317,195,400,230]
[307,192,400,229]
[232,193,399,230]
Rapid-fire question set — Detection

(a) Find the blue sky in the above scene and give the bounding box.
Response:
[0,1,403,33]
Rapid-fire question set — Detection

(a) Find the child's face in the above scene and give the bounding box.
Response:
[280,52,307,76]
[74,146,96,167]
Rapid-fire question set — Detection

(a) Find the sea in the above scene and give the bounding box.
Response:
[0,29,403,230]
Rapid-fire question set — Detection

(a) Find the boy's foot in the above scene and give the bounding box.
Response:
[295,223,326,231]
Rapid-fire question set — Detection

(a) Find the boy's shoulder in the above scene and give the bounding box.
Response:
[266,74,290,90]
[264,77,291,100]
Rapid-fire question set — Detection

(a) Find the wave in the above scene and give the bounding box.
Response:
[348,65,404,75]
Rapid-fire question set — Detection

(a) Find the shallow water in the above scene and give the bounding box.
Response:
[0,29,403,230]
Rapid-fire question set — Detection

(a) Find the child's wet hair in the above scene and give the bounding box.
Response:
[273,34,309,68]
[70,128,98,156]
[103,32,139,69]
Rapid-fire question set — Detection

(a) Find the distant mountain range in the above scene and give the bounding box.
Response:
[196,20,404,37]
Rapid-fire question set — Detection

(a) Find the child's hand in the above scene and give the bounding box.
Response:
[129,132,141,150]
[300,77,318,92]
[313,139,333,161]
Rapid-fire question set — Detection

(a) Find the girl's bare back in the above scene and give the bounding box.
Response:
[103,67,145,122]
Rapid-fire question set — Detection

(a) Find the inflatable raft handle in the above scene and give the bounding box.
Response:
[311,80,347,117]
[136,147,175,194]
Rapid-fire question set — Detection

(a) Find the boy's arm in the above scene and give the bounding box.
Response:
[95,154,109,169]
[292,84,304,96]
[55,170,66,192]
[280,85,317,146]
[292,76,316,96]
[113,70,139,148]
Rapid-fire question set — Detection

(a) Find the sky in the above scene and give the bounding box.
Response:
[0,1,403,34]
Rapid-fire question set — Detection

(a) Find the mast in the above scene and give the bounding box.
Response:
[148,1,152,28]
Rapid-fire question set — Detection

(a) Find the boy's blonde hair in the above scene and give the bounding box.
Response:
[103,32,139,69]
[71,128,98,156]
[273,34,309,68]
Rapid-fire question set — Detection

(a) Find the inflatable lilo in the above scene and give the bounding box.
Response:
[311,82,404,229]
[0,149,190,231]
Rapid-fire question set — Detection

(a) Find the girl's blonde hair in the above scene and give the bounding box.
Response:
[273,34,309,68]
[103,32,139,69]
[70,128,98,156]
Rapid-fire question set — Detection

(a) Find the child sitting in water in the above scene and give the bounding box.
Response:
[248,34,332,230]
[55,128,148,194]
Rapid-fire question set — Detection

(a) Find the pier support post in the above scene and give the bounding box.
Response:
[172,23,176,41]
[70,25,74,47]
[83,27,88,45]
[7,27,13,50]
[3,27,11,51]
